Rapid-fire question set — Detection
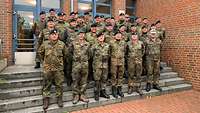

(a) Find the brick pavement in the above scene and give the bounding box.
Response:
[71,90,200,113]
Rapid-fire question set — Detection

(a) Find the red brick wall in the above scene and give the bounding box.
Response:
[112,0,126,17]
[136,0,200,90]
[0,0,13,64]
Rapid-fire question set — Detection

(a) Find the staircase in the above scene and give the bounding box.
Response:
[0,62,192,113]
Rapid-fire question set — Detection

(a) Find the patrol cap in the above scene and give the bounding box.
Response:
[91,23,97,27]
[143,17,148,20]
[100,15,104,18]
[84,12,90,15]
[151,23,156,27]
[40,11,46,15]
[131,32,138,36]
[57,12,66,16]
[130,24,137,28]
[77,29,86,34]
[70,12,75,16]
[49,29,58,35]
[119,13,125,16]
[49,8,55,12]
[111,17,115,19]
[95,15,100,19]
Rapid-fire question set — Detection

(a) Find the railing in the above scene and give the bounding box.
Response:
[0,39,3,59]
[15,36,36,52]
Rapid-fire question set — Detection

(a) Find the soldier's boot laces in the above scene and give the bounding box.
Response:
[112,86,118,98]
[153,84,162,91]
[128,86,133,94]
[80,94,89,103]
[135,87,144,96]
[72,94,79,104]
[43,97,49,110]
[94,90,100,101]
[57,96,63,107]
[34,62,40,69]
[100,89,110,99]
[117,86,124,97]
[145,83,151,92]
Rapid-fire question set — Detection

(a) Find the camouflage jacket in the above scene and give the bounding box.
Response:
[126,41,145,62]
[86,32,97,46]
[110,39,126,66]
[55,21,69,43]
[144,37,161,56]
[38,40,68,72]
[157,28,166,41]
[38,28,53,47]
[92,42,110,69]
[71,40,90,68]
[32,19,46,37]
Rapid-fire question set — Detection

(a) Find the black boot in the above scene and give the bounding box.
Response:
[57,96,63,107]
[128,86,133,94]
[145,83,151,92]
[43,97,49,110]
[100,89,110,99]
[94,90,100,101]
[112,86,118,98]
[153,84,162,91]
[117,86,124,97]
[34,62,40,69]
[135,86,144,96]
[72,94,79,104]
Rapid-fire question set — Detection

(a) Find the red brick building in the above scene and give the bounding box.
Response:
[0,0,199,90]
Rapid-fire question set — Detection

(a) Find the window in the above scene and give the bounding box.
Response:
[126,0,136,16]
[15,0,36,6]
[42,0,60,9]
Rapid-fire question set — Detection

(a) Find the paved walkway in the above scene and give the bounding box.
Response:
[71,90,200,113]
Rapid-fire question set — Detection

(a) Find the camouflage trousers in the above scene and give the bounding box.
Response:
[42,71,64,97]
[146,55,160,84]
[93,68,108,90]
[72,63,88,95]
[111,64,124,87]
[128,59,142,87]
[35,38,40,63]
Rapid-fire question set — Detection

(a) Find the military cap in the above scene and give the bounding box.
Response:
[49,8,55,12]
[84,12,90,15]
[69,18,76,23]
[58,12,66,16]
[49,29,58,35]
[155,20,161,25]
[77,29,86,34]
[70,12,75,16]
[100,15,104,18]
[130,24,137,27]
[95,15,100,19]
[131,32,138,36]
[119,13,125,16]
[40,11,46,15]
[47,18,54,22]
[151,23,156,27]
[143,17,148,20]
[142,25,148,29]
[111,17,115,19]
[135,16,141,20]
[96,31,104,37]
[91,23,97,27]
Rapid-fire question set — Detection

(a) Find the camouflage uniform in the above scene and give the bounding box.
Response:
[38,40,67,98]
[32,19,46,64]
[47,16,57,23]
[38,28,53,47]
[71,38,90,102]
[145,34,161,85]
[92,42,110,100]
[126,40,145,94]
[55,20,69,43]
[157,28,166,42]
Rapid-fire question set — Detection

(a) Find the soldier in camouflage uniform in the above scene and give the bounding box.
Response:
[32,11,47,68]
[91,32,110,101]
[38,29,68,110]
[155,20,166,42]
[71,30,90,104]
[110,32,126,98]
[135,17,143,37]
[126,33,144,95]
[144,29,162,92]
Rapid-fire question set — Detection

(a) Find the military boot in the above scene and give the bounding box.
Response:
[153,84,162,91]
[80,94,89,103]
[34,62,40,69]
[100,89,110,99]
[145,83,151,92]
[57,96,63,107]
[111,86,118,98]
[117,86,124,97]
[127,86,133,94]
[94,81,100,101]
[72,94,79,104]
[135,86,143,96]
[43,97,49,110]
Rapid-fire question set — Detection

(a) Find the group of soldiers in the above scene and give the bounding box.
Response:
[33,8,166,110]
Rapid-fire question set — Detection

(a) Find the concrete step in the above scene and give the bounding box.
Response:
[0,77,186,112]
[0,72,179,100]
[0,71,177,89]
[0,62,168,80]
[4,83,192,113]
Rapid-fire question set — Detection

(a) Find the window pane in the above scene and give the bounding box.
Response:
[126,8,135,16]
[96,6,110,14]
[42,0,60,9]
[126,0,136,7]
[15,0,36,6]
[78,3,92,14]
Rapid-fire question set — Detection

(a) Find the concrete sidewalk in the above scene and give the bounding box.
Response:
[71,90,200,113]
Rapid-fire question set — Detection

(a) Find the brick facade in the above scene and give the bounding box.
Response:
[136,0,200,90]
[0,0,13,65]
[112,0,126,17]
